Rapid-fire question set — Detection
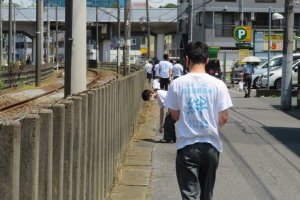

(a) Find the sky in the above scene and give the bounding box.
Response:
[3,0,178,8]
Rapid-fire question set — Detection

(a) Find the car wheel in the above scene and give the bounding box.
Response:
[253,77,261,89]
[274,78,281,89]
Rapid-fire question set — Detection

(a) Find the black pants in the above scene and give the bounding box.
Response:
[163,113,176,142]
[160,78,170,91]
[243,74,252,96]
[176,143,220,200]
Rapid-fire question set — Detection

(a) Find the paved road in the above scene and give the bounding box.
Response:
[151,88,300,200]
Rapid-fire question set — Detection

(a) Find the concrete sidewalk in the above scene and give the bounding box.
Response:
[109,104,160,200]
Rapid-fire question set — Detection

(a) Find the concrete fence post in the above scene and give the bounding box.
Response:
[86,91,95,200]
[38,110,54,200]
[98,87,105,200]
[51,104,65,200]
[0,121,21,200]
[91,89,99,200]
[19,114,40,200]
[63,100,75,200]
[103,86,109,195]
[79,94,88,200]
[72,97,82,200]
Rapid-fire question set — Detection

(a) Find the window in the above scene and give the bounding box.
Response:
[131,39,136,45]
[196,12,202,25]
[58,41,64,48]
[255,0,276,2]
[215,12,234,37]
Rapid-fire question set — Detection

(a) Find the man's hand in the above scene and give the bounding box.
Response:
[159,126,163,133]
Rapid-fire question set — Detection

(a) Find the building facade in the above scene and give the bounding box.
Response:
[177,0,300,68]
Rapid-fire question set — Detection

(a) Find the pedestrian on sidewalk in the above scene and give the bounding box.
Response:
[242,62,255,98]
[172,59,184,80]
[158,54,173,91]
[165,41,233,200]
[145,60,153,84]
[141,89,176,143]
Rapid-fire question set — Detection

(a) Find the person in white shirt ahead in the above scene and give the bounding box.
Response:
[165,41,233,200]
[158,54,173,90]
[172,59,184,80]
[145,60,153,83]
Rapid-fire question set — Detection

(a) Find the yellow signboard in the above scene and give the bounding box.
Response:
[238,49,250,65]
[140,48,147,54]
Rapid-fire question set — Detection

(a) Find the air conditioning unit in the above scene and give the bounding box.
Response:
[101,26,107,34]
[250,12,255,21]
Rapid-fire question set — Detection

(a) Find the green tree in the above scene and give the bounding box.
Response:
[159,3,177,8]
[111,3,124,8]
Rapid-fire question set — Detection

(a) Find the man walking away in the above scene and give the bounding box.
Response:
[242,62,255,98]
[145,60,153,84]
[154,60,160,79]
[165,41,233,200]
[158,54,173,90]
[172,59,184,80]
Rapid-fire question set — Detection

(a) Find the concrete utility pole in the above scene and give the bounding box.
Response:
[8,0,12,66]
[65,0,87,98]
[13,4,16,61]
[56,6,58,66]
[96,6,99,63]
[146,0,150,59]
[281,0,294,110]
[123,0,131,75]
[0,0,3,66]
[36,0,42,86]
[117,0,120,74]
[188,0,191,42]
[47,0,50,63]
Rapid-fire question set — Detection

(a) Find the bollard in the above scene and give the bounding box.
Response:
[51,104,65,200]
[0,121,21,200]
[19,114,40,200]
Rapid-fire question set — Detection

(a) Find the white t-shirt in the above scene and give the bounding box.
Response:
[172,64,183,77]
[145,63,153,73]
[156,90,167,109]
[154,64,160,77]
[152,79,161,90]
[164,73,233,152]
[158,60,172,78]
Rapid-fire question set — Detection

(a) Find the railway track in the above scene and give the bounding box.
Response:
[0,68,100,113]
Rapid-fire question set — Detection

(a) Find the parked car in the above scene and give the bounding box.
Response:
[251,53,300,88]
[205,59,223,79]
[230,61,262,83]
[259,59,300,89]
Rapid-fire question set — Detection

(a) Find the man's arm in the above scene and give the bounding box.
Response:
[170,109,180,121]
[159,107,164,133]
[219,109,229,129]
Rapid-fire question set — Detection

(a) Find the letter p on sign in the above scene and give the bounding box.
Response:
[233,26,251,42]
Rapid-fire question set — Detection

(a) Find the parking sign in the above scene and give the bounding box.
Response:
[233,26,251,42]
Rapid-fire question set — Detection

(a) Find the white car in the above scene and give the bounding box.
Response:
[251,53,300,88]
[259,59,300,89]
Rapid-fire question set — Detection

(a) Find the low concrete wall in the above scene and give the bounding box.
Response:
[0,69,146,200]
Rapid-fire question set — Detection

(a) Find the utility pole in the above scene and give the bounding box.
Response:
[56,6,58,66]
[146,0,150,59]
[96,6,99,64]
[8,0,12,66]
[188,0,191,42]
[123,0,131,75]
[47,0,50,63]
[0,0,3,66]
[36,0,42,86]
[281,0,294,110]
[117,0,120,74]
[13,4,16,61]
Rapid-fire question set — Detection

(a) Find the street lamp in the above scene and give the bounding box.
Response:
[267,7,284,90]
